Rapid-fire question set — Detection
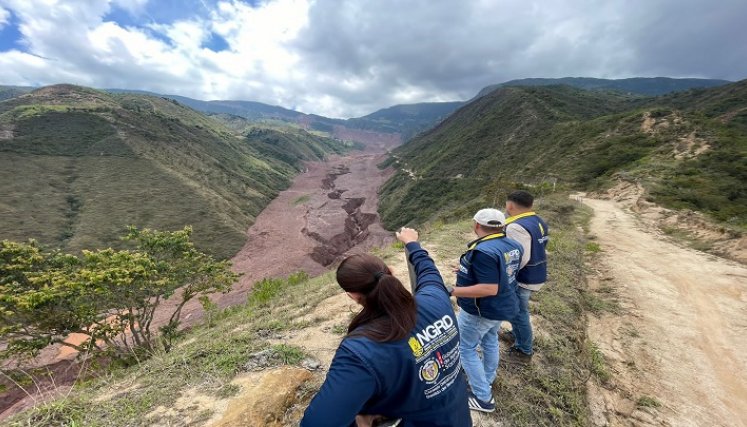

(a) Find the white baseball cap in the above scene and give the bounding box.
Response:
[473,208,506,227]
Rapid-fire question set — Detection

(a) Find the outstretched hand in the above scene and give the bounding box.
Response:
[396,227,419,244]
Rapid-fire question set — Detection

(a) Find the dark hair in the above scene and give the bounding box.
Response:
[477,224,504,234]
[336,254,417,342]
[507,190,534,208]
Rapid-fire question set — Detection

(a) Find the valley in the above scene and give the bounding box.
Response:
[166,139,399,327]
[0,118,400,421]
[1,77,746,426]
[0,85,402,419]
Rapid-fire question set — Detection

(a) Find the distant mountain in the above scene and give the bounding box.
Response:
[0,85,33,101]
[476,77,731,98]
[379,80,747,228]
[157,96,306,122]
[106,89,463,142]
[347,101,465,140]
[0,84,346,258]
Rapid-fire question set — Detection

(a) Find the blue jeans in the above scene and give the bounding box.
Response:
[509,286,533,354]
[457,310,503,402]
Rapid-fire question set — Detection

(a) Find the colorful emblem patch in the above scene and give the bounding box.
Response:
[419,359,440,383]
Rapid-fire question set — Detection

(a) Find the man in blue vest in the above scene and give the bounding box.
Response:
[501,190,549,364]
[449,208,523,412]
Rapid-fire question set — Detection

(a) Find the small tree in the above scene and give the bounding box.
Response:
[0,240,87,356]
[123,226,238,351]
[0,227,238,361]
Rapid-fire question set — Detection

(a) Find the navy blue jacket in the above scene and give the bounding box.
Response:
[456,234,523,321]
[301,242,470,427]
[507,213,549,284]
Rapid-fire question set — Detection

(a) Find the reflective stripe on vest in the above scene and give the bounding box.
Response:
[467,233,504,250]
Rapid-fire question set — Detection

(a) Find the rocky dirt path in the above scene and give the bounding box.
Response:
[581,195,747,427]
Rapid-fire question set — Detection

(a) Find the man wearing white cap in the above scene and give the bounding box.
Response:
[447,208,523,413]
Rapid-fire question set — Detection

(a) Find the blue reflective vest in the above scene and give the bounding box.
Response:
[507,213,549,284]
[456,234,523,320]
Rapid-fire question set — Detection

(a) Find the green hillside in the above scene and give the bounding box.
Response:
[345,101,464,140]
[6,193,598,427]
[0,85,346,258]
[476,77,731,98]
[379,81,747,228]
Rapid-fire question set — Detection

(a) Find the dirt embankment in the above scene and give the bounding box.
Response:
[580,193,747,427]
[596,180,746,263]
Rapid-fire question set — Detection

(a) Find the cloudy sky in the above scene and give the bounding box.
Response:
[0,0,745,118]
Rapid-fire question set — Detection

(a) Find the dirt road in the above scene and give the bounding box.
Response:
[581,196,747,427]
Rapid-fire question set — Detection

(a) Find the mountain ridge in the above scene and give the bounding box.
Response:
[0,84,347,258]
[3,77,731,144]
[107,89,463,141]
[476,76,731,98]
[379,80,747,229]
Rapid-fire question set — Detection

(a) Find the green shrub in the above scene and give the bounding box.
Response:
[271,344,306,365]
[637,395,662,408]
[0,226,238,360]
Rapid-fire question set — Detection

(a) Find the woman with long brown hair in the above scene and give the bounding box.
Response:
[301,228,470,427]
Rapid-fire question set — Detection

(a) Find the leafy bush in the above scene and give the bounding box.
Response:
[249,271,309,306]
[0,226,239,360]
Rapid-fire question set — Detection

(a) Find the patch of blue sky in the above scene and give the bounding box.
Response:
[139,0,215,24]
[103,5,140,27]
[104,0,257,52]
[0,11,25,52]
[203,32,230,52]
[106,0,263,26]
[104,0,209,27]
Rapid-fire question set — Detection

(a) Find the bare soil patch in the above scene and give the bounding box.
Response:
[209,367,312,427]
[673,131,710,159]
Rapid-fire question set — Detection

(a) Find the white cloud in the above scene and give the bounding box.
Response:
[0,0,744,117]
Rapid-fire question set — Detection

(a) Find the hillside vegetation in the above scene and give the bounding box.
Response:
[380,80,747,229]
[7,194,600,427]
[345,101,465,140]
[0,85,346,258]
[475,77,730,98]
